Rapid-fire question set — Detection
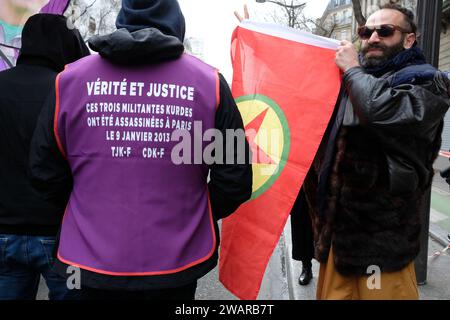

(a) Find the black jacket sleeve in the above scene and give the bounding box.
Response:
[208,74,253,220]
[343,67,450,134]
[344,67,450,194]
[29,92,73,207]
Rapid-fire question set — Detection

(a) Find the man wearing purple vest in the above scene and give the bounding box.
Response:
[30,0,252,300]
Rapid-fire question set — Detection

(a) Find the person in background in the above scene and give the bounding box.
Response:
[0,13,89,300]
[290,188,315,286]
[0,0,49,70]
[236,3,450,300]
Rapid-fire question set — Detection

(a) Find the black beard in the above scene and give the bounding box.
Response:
[361,39,406,68]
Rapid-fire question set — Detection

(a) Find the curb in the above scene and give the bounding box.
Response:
[429,222,450,247]
[282,218,298,300]
[281,227,297,300]
[282,217,319,300]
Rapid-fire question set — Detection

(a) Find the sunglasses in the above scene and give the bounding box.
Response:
[357,24,412,40]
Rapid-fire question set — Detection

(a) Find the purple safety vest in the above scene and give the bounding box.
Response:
[40,0,70,14]
[55,53,219,275]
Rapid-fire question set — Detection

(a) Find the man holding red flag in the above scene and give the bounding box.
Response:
[306,4,450,299]
[229,3,449,300]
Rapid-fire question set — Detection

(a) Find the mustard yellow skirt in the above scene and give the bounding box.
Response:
[317,247,419,300]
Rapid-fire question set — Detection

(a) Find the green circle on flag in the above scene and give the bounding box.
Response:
[236,94,291,200]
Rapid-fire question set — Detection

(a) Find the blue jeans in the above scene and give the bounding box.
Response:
[0,234,78,300]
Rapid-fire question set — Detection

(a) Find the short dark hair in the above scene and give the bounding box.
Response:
[379,3,417,34]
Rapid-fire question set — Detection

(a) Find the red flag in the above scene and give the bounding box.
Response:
[219,21,342,300]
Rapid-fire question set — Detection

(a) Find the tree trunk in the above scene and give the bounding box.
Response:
[352,0,366,26]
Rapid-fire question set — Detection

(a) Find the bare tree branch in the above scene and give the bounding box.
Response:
[66,0,121,40]
[305,17,336,37]
[352,0,366,26]
[78,0,97,19]
[263,0,306,29]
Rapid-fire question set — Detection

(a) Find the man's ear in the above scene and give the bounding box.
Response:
[403,33,416,49]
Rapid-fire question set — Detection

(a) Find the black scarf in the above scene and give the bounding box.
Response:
[360,45,427,77]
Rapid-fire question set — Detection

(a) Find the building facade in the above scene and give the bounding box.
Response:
[319,0,416,41]
[351,0,416,39]
[318,0,354,41]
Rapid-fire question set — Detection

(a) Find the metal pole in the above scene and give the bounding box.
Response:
[416,0,443,67]
[414,0,443,286]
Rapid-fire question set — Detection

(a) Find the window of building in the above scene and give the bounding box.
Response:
[343,10,349,23]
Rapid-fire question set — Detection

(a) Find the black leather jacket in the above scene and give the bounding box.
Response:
[306,64,450,275]
[343,66,450,195]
